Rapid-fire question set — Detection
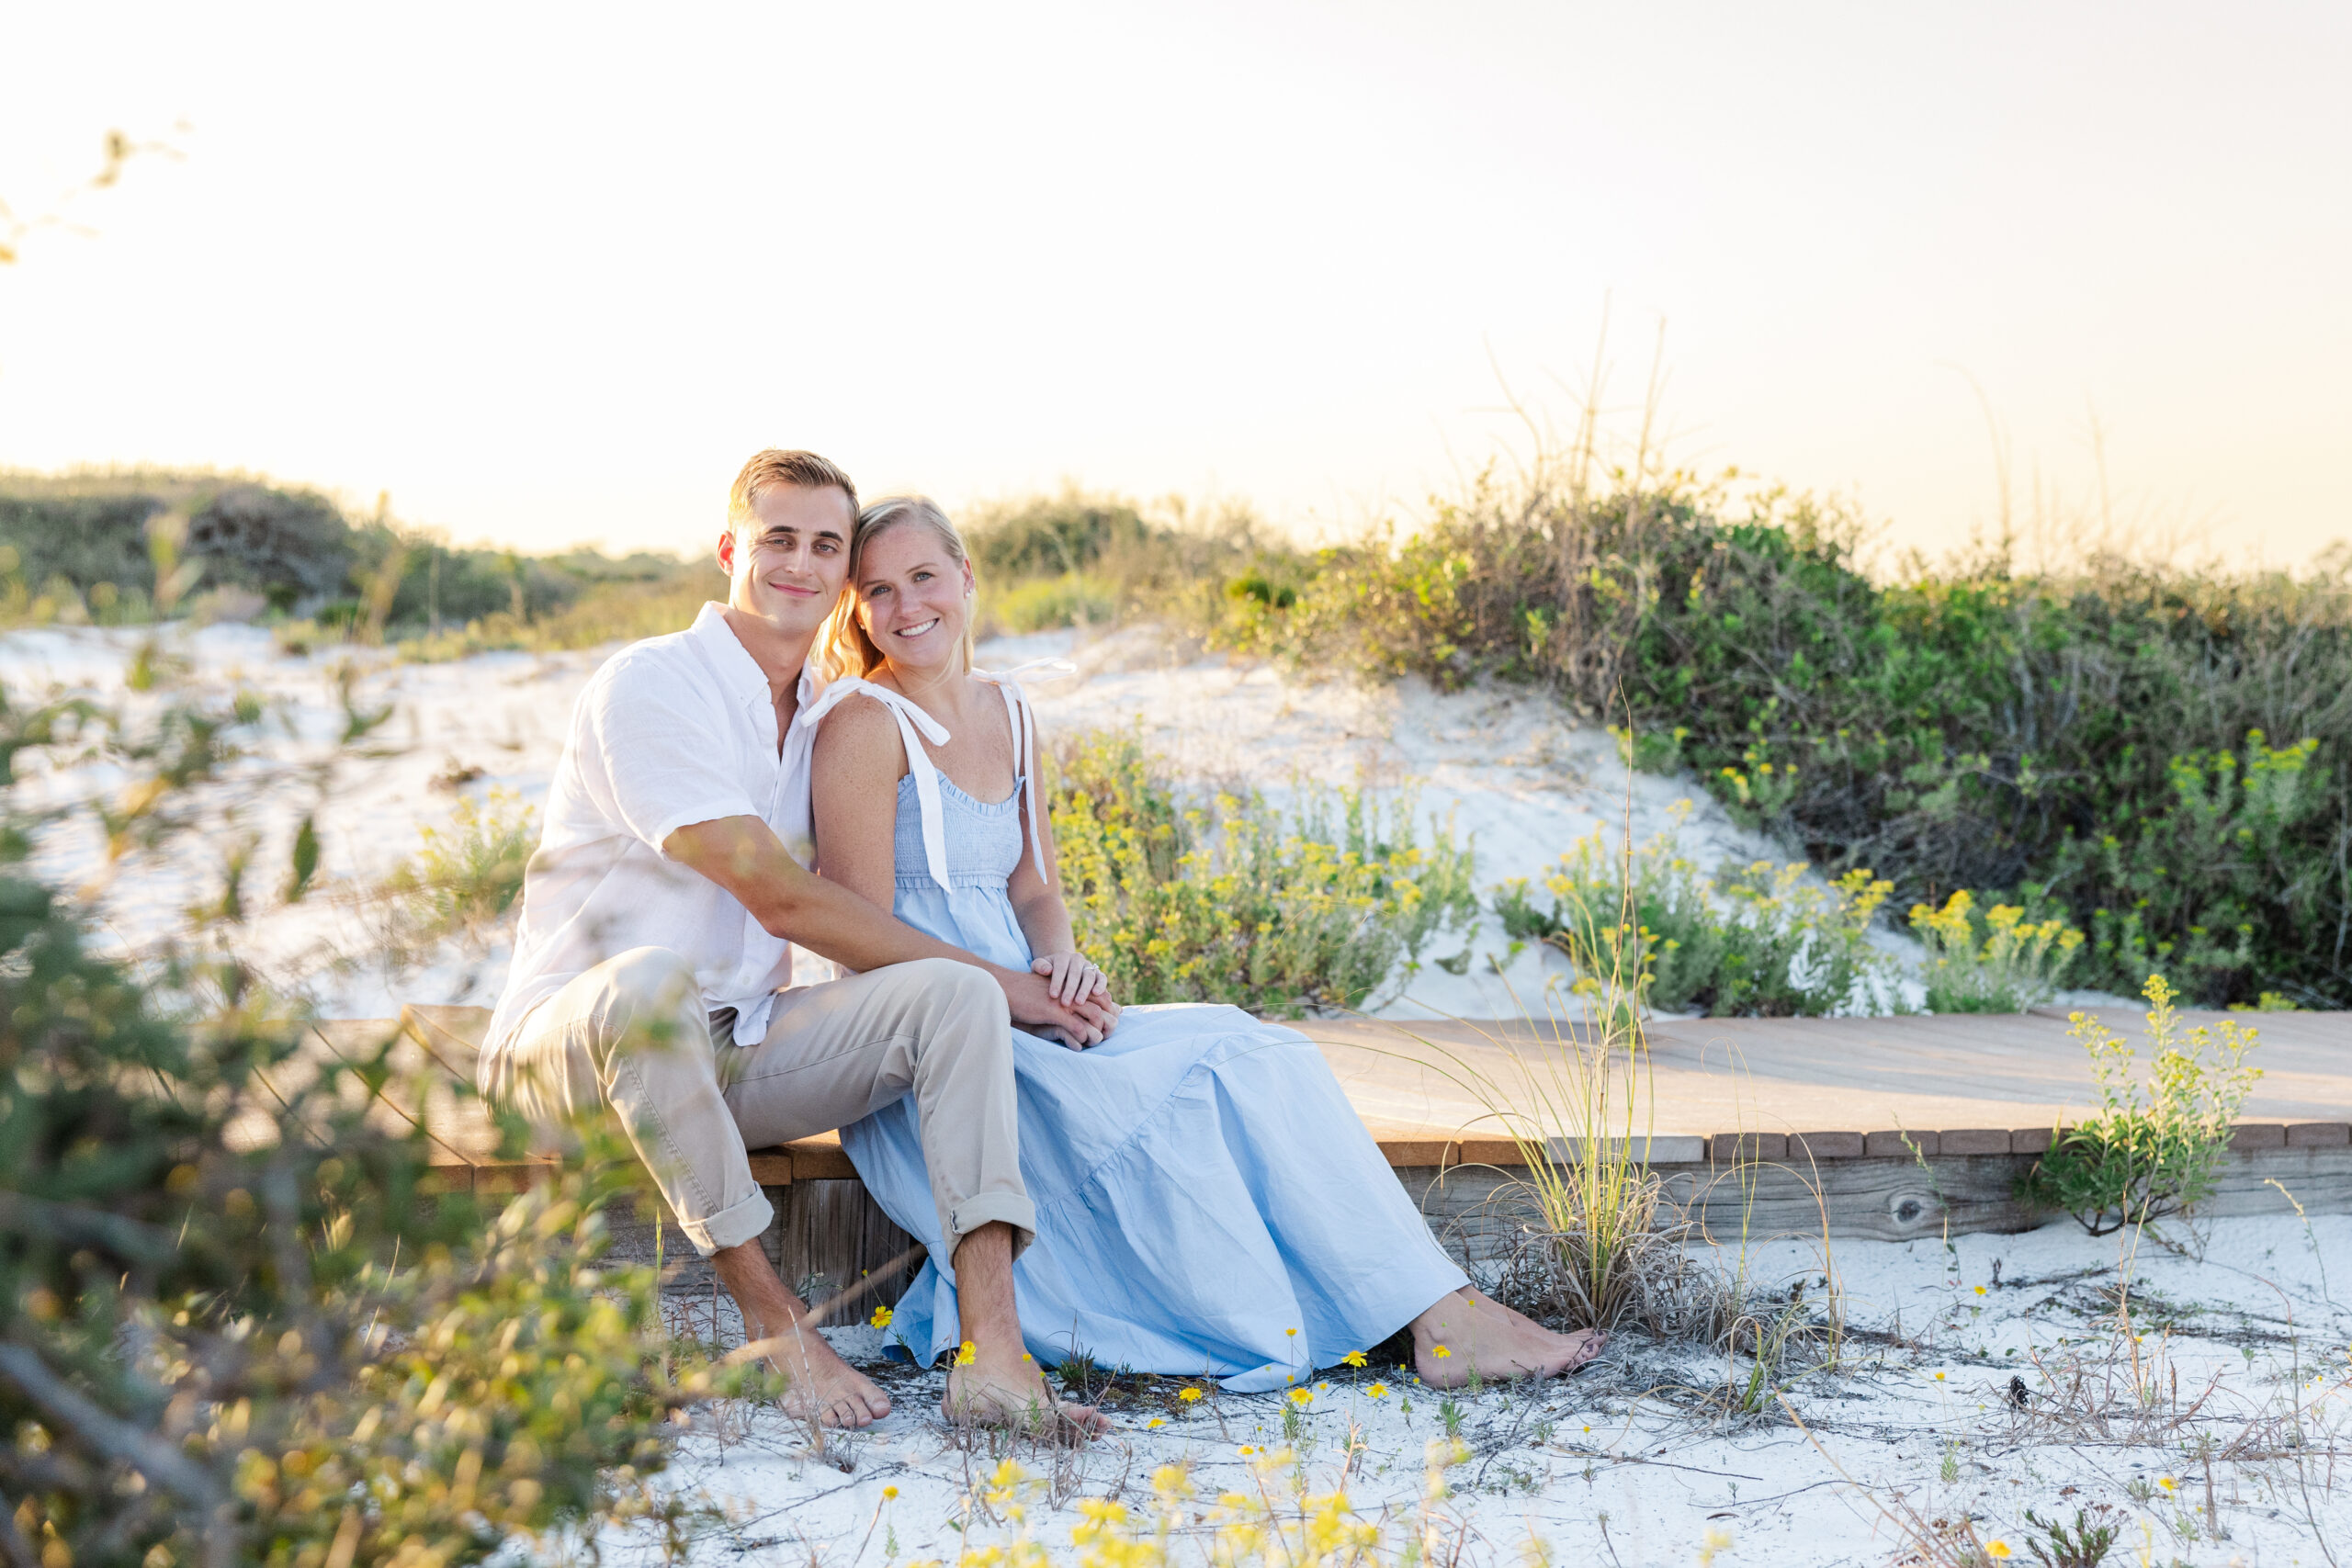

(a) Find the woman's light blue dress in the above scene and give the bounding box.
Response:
[800,673,1468,1393]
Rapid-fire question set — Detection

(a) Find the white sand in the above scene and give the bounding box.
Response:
[625,1213,2351,1566]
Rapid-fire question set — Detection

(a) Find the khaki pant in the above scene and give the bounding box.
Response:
[481,947,1033,1258]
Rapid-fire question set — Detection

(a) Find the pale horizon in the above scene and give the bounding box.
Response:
[2,2,2346,569]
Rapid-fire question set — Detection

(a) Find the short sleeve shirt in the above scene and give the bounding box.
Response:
[484,603,819,1059]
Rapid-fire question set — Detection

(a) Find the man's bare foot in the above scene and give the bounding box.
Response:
[709,1240,892,1429]
[764,1323,895,1428]
[1410,1288,1605,1388]
[941,1344,1108,1438]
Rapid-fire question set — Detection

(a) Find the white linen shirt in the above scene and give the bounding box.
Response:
[484,603,819,1060]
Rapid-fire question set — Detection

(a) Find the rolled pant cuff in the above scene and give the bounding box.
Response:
[946,1194,1038,1259]
[680,1189,775,1258]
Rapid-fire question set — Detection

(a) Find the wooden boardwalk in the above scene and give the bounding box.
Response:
[353,1003,2346,1305]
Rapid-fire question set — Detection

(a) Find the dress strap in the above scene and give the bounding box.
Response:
[973,659,1075,887]
[796,677,955,892]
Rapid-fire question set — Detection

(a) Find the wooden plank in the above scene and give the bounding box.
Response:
[1395,1145,2352,1254]
[774,1179,920,1315]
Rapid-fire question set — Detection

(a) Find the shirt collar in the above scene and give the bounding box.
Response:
[688,601,813,713]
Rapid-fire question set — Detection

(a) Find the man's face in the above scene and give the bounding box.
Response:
[717,483,853,637]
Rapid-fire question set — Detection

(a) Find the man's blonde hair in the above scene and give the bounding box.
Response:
[727,449,858,531]
[819,495,977,682]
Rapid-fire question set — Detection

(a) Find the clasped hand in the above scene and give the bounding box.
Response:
[1026,950,1117,1049]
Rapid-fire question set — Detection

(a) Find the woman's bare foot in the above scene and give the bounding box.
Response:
[1410,1288,1605,1388]
[764,1324,895,1428]
[942,1344,1108,1438]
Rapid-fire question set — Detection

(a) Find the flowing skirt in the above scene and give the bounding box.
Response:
[841,1002,1468,1393]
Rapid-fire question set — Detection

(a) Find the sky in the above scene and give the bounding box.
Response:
[1,2,2346,567]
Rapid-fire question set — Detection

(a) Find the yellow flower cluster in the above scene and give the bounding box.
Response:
[911,1442,1475,1568]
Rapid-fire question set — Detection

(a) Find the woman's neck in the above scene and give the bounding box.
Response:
[880,658,972,721]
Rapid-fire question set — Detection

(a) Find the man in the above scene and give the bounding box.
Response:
[481,449,1114,1433]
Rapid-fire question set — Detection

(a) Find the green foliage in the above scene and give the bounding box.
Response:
[2055,729,2334,1007]
[2020,976,2264,1235]
[2022,1506,2119,1568]
[380,787,537,943]
[1,467,719,652]
[1206,460,2352,1007]
[1493,812,1900,1017]
[1909,889,2084,1013]
[988,571,1119,634]
[1048,728,1477,1014]
[0,675,744,1565]
[963,486,1290,635]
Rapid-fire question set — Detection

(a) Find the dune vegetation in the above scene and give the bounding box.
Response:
[4,463,2344,1009]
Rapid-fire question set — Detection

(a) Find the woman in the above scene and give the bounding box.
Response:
[803,496,1601,1393]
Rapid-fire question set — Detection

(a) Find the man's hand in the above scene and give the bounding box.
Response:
[1001,969,1118,1049]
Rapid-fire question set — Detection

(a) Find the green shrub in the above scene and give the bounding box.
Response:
[0,679,748,1566]
[1910,889,2084,1012]
[1049,728,1477,1014]
[1205,458,2352,1008]
[964,487,1295,637]
[380,787,537,944]
[2020,976,2264,1235]
[985,570,1120,634]
[1493,814,1901,1018]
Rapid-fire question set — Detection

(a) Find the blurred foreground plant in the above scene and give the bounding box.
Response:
[0,657,751,1567]
[379,785,537,945]
[2021,976,2263,1235]
[924,1439,1471,1568]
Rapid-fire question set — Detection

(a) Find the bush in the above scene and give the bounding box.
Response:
[2020,976,2264,1235]
[1208,458,2352,1008]
[1493,814,1901,1017]
[380,787,537,943]
[0,470,353,612]
[963,487,1295,635]
[1048,728,1477,1014]
[0,671,747,1565]
[1910,889,2084,1012]
[985,571,1119,635]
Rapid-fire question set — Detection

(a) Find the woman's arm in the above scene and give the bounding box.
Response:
[810,694,910,912]
[1004,710,1113,1010]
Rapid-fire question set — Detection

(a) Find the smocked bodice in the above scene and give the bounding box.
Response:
[895,770,1027,892]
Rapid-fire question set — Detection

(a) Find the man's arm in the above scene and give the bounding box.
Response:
[663,814,1114,1044]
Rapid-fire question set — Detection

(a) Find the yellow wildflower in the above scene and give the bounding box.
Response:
[1288,1387,1313,1407]
[1285,1326,1299,1337]
[1973,1286,1987,1297]
[1179,1387,1204,1404]
[1432,1345,1452,1359]
[2158,1476,2177,1493]
[1367,1382,1390,1399]
[883,1485,899,1500]
[1985,1543,2011,1561]
[956,1341,978,1366]
[870,1305,894,1329]
[1146,1416,1165,1428]
[1340,1350,1368,1368]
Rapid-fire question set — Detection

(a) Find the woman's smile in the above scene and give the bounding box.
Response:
[891,615,944,640]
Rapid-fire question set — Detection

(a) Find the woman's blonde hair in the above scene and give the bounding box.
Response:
[817,495,978,682]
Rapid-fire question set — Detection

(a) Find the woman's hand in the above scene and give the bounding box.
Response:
[1033,950,1111,1007]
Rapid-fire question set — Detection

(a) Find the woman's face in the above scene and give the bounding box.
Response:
[854,523,974,676]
